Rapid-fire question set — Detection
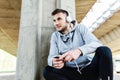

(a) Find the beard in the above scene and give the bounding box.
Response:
[58,25,68,34]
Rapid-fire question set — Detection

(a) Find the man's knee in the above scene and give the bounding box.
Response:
[43,66,47,78]
[43,66,52,79]
[95,46,112,59]
[43,66,67,80]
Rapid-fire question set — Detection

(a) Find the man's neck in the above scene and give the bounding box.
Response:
[62,23,72,34]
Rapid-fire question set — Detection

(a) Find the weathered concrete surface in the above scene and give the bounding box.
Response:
[16,0,75,80]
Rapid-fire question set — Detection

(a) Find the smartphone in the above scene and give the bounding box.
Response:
[54,56,59,58]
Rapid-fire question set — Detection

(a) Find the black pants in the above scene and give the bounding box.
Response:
[43,46,113,80]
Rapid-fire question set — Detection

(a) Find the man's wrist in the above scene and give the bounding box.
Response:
[76,48,83,56]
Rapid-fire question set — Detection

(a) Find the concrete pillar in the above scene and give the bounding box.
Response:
[16,0,39,80]
[57,0,76,19]
[16,0,75,80]
[16,0,56,80]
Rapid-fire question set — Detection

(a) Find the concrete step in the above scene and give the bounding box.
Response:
[0,72,15,80]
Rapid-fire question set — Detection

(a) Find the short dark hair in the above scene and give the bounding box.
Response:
[51,9,69,16]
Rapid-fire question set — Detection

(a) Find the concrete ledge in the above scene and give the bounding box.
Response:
[0,72,15,80]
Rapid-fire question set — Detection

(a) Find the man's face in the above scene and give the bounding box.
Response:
[53,12,68,33]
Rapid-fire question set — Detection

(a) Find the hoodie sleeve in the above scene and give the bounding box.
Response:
[78,24,103,55]
[47,32,59,66]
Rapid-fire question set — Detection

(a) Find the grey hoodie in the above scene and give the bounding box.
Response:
[48,23,103,68]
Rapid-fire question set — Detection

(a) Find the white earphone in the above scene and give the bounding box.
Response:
[66,16,72,23]
[66,11,73,23]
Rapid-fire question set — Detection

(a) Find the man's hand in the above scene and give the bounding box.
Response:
[59,49,82,62]
[52,56,64,69]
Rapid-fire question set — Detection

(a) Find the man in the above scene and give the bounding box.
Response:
[43,9,113,80]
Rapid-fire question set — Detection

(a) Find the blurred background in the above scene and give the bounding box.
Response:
[0,0,120,80]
